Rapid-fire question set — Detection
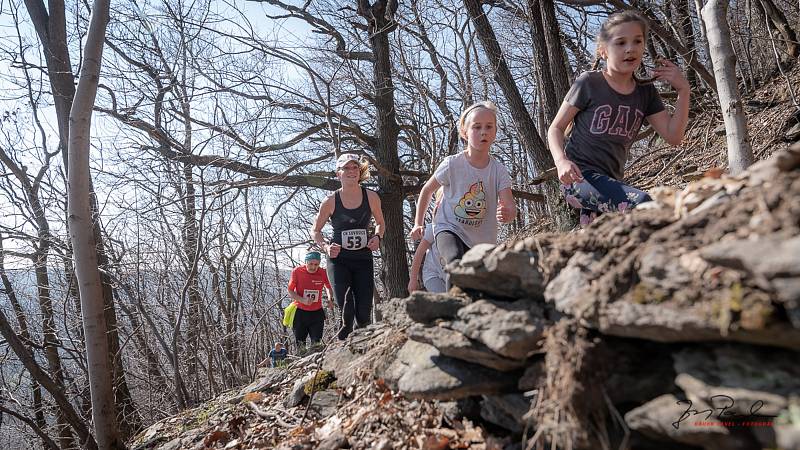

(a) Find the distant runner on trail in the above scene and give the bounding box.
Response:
[287,251,334,351]
[411,101,516,290]
[311,153,385,340]
[408,188,446,293]
[547,10,690,226]
[267,342,287,368]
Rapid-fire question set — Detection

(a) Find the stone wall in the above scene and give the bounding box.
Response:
[386,145,800,449]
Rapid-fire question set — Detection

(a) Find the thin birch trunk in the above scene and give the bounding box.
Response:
[67,0,123,446]
[702,0,755,174]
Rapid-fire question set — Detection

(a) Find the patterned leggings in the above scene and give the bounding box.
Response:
[561,170,652,225]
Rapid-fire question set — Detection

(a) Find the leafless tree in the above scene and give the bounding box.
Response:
[702,0,755,173]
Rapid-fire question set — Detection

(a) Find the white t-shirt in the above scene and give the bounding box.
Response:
[433,152,512,248]
[422,224,445,282]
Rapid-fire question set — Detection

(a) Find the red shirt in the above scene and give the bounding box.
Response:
[288,265,331,311]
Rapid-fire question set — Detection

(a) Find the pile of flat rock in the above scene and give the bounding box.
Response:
[377,145,800,450]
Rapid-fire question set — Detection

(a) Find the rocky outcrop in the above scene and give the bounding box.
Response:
[406,325,525,371]
[391,146,800,449]
[382,340,518,400]
[448,299,548,360]
[404,290,471,324]
[447,243,546,299]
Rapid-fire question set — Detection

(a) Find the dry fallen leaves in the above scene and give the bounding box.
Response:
[203,429,229,446]
[242,392,265,403]
[704,167,725,179]
[421,434,450,450]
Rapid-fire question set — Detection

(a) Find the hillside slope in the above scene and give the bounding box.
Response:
[131,71,800,450]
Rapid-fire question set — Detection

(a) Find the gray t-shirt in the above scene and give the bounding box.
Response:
[433,153,513,248]
[564,71,665,180]
[422,224,444,282]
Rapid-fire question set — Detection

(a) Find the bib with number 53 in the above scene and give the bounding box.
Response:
[341,229,368,250]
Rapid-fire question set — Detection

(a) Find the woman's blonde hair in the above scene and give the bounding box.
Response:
[356,159,371,182]
[458,101,498,142]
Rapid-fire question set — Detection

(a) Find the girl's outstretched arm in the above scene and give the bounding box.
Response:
[496,188,516,223]
[646,59,690,146]
[410,177,441,241]
[407,237,432,292]
[547,101,584,184]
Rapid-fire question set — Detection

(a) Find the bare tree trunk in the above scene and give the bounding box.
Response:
[538,0,570,101]
[0,240,48,449]
[67,0,124,446]
[757,0,799,58]
[702,0,754,174]
[24,0,139,438]
[22,0,74,164]
[528,0,560,120]
[463,0,566,226]
[357,0,409,300]
[0,309,97,449]
[692,0,713,66]
[674,0,699,89]
[224,256,240,376]
[0,136,74,450]
[182,161,202,402]
[94,222,141,440]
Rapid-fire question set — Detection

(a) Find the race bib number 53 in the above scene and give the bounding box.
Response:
[341,229,368,250]
[303,289,320,303]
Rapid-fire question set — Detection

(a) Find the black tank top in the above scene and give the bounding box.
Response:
[330,187,373,259]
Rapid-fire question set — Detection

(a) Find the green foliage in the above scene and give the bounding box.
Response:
[180,402,221,432]
[630,283,668,304]
[303,370,336,395]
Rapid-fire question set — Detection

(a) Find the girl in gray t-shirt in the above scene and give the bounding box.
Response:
[547,10,690,225]
[410,101,515,289]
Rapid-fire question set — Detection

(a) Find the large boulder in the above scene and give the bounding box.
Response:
[448,243,545,299]
[308,389,340,419]
[598,300,800,350]
[479,393,532,433]
[404,291,471,324]
[284,372,316,408]
[625,394,758,450]
[407,325,526,371]
[673,345,800,405]
[449,299,548,360]
[700,236,800,327]
[543,251,600,317]
[382,340,518,400]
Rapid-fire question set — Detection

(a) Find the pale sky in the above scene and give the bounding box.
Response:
[0,0,321,269]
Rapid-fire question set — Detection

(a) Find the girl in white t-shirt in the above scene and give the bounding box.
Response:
[410,101,516,289]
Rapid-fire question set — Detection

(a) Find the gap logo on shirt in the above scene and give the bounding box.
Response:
[454,181,486,227]
[590,105,645,139]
